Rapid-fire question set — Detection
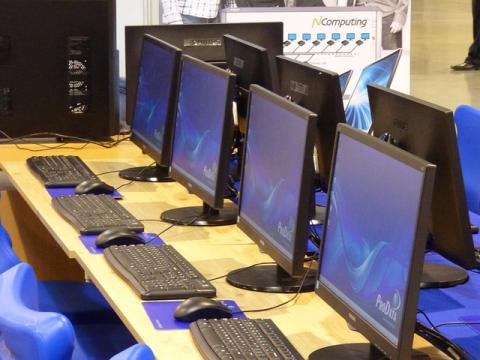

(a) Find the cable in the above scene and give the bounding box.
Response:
[143,215,202,244]
[233,260,315,315]
[0,130,131,151]
[433,321,480,331]
[113,162,156,192]
[416,309,473,360]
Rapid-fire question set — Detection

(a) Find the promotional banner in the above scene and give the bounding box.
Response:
[221,4,411,95]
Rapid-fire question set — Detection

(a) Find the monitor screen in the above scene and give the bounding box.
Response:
[170,55,235,209]
[276,55,345,191]
[238,84,316,276]
[316,124,434,358]
[339,69,353,95]
[131,35,181,166]
[369,84,479,271]
[344,49,402,131]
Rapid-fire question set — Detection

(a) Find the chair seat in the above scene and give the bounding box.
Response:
[38,280,120,324]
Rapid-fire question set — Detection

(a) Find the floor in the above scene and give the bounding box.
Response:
[411,0,480,109]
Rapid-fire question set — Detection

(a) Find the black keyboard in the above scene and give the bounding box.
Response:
[27,155,98,187]
[190,318,303,360]
[104,244,216,300]
[52,194,144,234]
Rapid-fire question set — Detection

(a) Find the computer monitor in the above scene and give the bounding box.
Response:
[276,55,345,191]
[160,55,237,226]
[226,85,317,293]
[311,124,435,359]
[369,84,479,287]
[119,35,181,182]
[125,22,283,125]
[224,34,278,122]
[339,69,353,95]
[0,0,117,138]
[344,49,402,131]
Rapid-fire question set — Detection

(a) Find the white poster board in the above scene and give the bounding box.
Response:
[221,6,410,95]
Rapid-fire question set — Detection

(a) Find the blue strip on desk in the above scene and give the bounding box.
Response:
[417,211,480,359]
[79,233,164,254]
[47,187,122,199]
[142,300,245,330]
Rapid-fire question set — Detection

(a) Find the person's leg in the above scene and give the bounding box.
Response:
[381,13,402,50]
[466,0,480,64]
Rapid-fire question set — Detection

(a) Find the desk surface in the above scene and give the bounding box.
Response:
[0,141,447,359]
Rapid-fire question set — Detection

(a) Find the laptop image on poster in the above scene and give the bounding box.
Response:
[344,49,402,131]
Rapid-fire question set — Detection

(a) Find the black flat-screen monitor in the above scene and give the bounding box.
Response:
[119,35,181,182]
[226,85,317,293]
[344,49,402,131]
[369,84,479,287]
[160,55,236,226]
[224,34,278,120]
[276,55,345,191]
[125,22,283,125]
[311,124,435,360]
[0,0,117,138]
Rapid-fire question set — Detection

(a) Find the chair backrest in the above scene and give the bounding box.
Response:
[109,344,155,360]
[0,224,21,274]
[455,105,480,215]
[0,263,75,360]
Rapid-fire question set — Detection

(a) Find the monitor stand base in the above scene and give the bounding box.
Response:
[119,165,173,182]
[160,202,237,226]
[308,344,430,359]
[226,264,315,293]
[420,262,469,289]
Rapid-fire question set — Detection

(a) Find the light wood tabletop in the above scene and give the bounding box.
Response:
[0,141,447,359]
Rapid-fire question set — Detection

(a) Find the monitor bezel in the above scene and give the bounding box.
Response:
[369,84,479,269]
[344,48,402,129]
[169,54,236,210]
[130,34,182,167]
[276,55,345,190]
[237,84,317,277]
[316,123,435,359]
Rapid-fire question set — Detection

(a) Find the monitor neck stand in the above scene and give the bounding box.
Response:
[160,202,237,226]
[119,163,173,182]
[308,343,429,359]
[226,263,316,293]
[420,262,468,289]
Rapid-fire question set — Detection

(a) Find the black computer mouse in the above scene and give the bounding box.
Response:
[174,297,233,322]
[75,179,115,195]
[95,228,145,248]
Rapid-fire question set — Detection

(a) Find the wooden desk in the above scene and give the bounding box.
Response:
[0,142,447,359]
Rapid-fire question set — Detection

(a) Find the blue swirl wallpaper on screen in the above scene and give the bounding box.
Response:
[171,61,228,196]
[319,133,423,345]
[132,40,176,153]
[345,50,401,131]
[240,93,308,259]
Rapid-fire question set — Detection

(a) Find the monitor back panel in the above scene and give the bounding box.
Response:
[125,22,283,125]
[0,0,117,138]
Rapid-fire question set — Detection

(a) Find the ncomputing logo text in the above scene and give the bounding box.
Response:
[311,17,368,28]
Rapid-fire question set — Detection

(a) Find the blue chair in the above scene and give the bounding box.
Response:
[454,105,480,215]
[0,263,150,360]
[0,222,119,323]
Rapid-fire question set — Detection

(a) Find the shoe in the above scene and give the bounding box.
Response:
[450,62,480,71]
